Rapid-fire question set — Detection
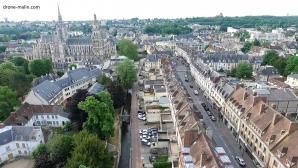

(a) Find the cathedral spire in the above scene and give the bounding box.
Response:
[93,13,99,31]
[58,5,62,23]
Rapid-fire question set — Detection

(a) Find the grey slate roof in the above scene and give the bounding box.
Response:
[260,66,280,76]
[88,83,105,95]
[201,51,249,63]
[66,36,92,45]
[0,130,12,145]
[288,74,298,79]
[147,54,161,62]
[32,67,101,102]
[32,80,62,102]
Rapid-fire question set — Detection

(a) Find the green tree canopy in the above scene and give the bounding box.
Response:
[78,91,115,140]
[117,39,138,60]
[32,134,73,168]
[235,62,253,79]
[0,86,20,121]
[241,42,252,53]
[65,130,114,168]
[262,50,279,65]
[116,60,137,90]
[0,45,6,52]
[234,30,250,42]
[47,134,74,165]
[9,56,30,74]
[284,56,298,76]
[253,39,261,46]
[29,59,53,77]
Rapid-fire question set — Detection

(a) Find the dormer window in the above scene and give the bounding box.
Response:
[281,130,286,135]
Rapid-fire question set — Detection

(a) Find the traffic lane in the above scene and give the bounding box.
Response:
[176,70,240,168]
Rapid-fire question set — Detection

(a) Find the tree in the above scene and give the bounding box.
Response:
[29,59,52,77]
[235,62,253,79]
[241,42,252,53]
[116,60,137,92]
[272,57,287,75]
[253,38,261,46]
[65,130,114,168]
[0,45,6,52]
[234,30,250,42]
[284,56,298,76]
[78,91,115,140]
[99,74,112,86]
[107,81,126,108]
[67,89,89,131]
[9,56,30,74]
[32,144,47,159]
[262,50,279,65]
[117,39,138,60]
[47,134,73,165]
[34,153,53,168]
[0,86,20,121]
[9,72,31,97]
[56,70,64,77]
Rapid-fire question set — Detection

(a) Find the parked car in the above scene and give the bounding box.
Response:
[207,111,213,116]
[235,156,246,167]
[189,84,193,88]
[201,103,207,108]
[185,78,189,82]
[210,115,216,121]
[149,155,156,162]
[194,90,199,95]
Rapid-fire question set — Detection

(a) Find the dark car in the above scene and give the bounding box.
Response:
[189,84,193,88]
[201,103,207,108]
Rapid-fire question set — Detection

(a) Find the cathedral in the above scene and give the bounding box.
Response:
[27,7,116,68]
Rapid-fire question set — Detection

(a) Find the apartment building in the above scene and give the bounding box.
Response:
[25,67,101,105]
[0,126,44,163]
[4,103,69,127]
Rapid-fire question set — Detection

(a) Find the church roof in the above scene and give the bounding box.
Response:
[66,36,92,45]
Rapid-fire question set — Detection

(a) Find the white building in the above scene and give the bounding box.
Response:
[4,103,70,127]
[285,74,298,89]
[0,126,44,163]
[25,67,101,105]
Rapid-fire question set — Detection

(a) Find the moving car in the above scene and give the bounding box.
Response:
[235,156,246,167]
[194,90,199,95]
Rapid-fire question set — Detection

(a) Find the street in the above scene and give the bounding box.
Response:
[174,60,255,168]
[130,83,141,168]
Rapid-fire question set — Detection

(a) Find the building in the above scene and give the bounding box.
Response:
[0,126,44,163]
[4,103,69,127]
[144,54,161,72]
[199,51,249,71]
[28,7,115,68]
[25,67,101,105]
[250,88,298,119]
[257,66,281,82]
[285,74,298,89]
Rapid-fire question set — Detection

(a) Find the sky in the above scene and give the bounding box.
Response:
[1,0,298,21]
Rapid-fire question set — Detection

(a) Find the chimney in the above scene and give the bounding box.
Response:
[272,112,281,126]
[253,96,267,105]
[253,91,257,96]
[243,92,249,100]
[271,103,277,110]
[236,83,244,90]
[288,122,298,134]
[200,152,209,167]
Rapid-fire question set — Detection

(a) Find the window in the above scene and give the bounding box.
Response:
[41,115,44,119]
[36,115,39,119]
[47,115,50,119]
[55,115,58,119]
[22,143,25,148]
[16,143,20,148]
[52,115,54,119]
[255,138,258,143]
[263,147,266,153]
[6,146,11,152]
[24,150,27,155]
[273,160,277,167]
[18,150,22,154]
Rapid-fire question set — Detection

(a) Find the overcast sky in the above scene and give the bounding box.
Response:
[1,0,298,21]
